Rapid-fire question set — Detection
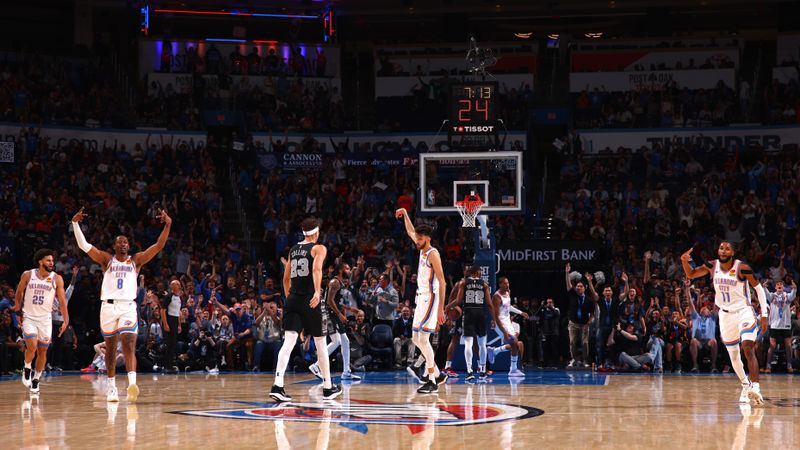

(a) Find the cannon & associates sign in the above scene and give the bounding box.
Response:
[257,150,419,172]
[496,241,603,270]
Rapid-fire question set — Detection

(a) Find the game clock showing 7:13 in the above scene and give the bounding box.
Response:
[449,82,497,135]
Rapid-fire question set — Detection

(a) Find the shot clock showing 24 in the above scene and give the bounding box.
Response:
[449,82,498,135]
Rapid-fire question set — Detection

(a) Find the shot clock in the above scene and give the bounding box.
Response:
[448,82,497,135]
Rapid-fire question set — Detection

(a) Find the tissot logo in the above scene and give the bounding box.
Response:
[174,399,542,434]
[453,126,494,133]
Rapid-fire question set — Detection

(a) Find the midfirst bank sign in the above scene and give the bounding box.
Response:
[496,241,602,270]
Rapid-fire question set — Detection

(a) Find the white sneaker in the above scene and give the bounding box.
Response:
[127,384,139,403]
[747,382,764,407]
[567,359,576,368]
[22,367,32,388]
[209,367,219,375]
[107,385,120,402]
[309,363,322,380]
[739,385,750,404]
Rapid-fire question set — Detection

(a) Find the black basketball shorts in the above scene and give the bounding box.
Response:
[284,293,323,337]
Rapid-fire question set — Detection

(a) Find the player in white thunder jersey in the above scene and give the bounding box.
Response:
[12,249,68,394]
[765,279,796,373]
[396,208,448,394]
[488,277,528,377]
[72,207,171,403]
[682,242,769,406]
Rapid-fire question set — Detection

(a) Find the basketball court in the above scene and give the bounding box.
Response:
[2,371,798,449]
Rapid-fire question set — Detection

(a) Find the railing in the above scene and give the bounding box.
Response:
[110,52,135,107]
[228,156,254,263]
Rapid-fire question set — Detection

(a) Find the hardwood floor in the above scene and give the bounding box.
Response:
[2,371,798,449]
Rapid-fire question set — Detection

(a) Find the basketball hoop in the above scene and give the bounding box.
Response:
[455,195,484,227]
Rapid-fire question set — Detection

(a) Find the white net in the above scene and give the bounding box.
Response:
[456,200,483,227]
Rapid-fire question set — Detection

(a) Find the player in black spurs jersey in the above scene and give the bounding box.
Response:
[445,266,496,382]
[269,217,342,402]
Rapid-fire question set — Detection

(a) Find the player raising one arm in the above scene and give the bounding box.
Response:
[681,243,768,406]
[396,207,448,394]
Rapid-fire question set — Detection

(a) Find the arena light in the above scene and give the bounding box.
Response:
[153,9,318,19]
[584,32,603,39]
[514,32,533,39]
[205,38,247,43]
[547,34,559,40]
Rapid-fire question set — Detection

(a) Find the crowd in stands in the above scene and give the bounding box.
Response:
[572,80,741,128]
[571,56,736,73]
[159,43,330,78]
[141,72,349,132]
[572,37,740,51]
[0,53,135,128]
[760,77,800,125]
[549,140,800,373]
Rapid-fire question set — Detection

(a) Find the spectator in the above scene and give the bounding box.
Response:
[686,279,719,373]
[0,287,15,312]
[213,299,254,370]
[596,283,620,369]
[565,264,597,368]
[616,322,654,372]
[765,279,797,373]
[253,302,283,371]
[538,298,561,367]
[259,277,282,306]
[0,312,22,375]
[392,306,415,368]
[370,274,399,327]
[214,314,235,369]
[664,310,689,373]
[189,327,218,373]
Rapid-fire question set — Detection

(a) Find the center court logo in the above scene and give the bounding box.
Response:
[174,399,543,434]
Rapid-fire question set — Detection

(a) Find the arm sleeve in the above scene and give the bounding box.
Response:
[509,305,523,315]
[71,222,94,253]
[755,284,769,317]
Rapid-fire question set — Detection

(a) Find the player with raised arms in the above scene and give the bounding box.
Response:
[72,207,171,402]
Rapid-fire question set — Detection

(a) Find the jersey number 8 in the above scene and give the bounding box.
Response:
[290,259,310,278]
[117,279,124,289]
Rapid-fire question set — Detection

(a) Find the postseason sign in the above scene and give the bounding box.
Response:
[569,68,735,92]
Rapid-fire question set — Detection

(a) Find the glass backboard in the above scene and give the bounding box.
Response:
[419,151,523,214]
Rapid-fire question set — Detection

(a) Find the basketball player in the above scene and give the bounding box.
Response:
[442,266,469,377]
[12,249,69,394]
[270,217,342,402]
[681,242,768,406]
[395,208,448,394]
[308,262,361,381]
[488,277,527,377]
[72,207,172,402]
[445,265,496,381]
